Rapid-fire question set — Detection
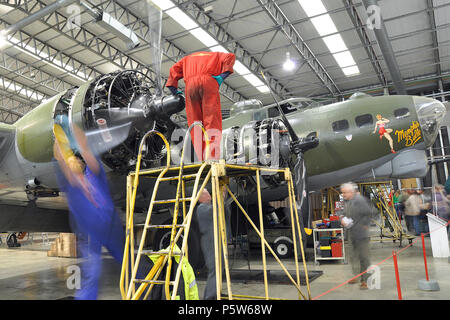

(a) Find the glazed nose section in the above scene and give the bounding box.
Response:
[414,96,446,147]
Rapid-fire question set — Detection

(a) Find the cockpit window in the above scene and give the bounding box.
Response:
[253,110,266,121]
[394,108,410,119]
[355,114,373,128]
[268,107,279,118]
[332,120,349,132]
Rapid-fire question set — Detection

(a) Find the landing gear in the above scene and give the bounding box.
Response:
[6,233,20,248]
[273,238,293,259]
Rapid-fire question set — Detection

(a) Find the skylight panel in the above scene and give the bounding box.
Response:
[298,0,360,78]
[310,15,338,37]
[333,51,357,68]
[322,34,348,54]
[297,0,327,16]
[342,65,360,77]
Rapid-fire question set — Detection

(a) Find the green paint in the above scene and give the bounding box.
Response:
[70,82,91,128]
[15,94,63,163]
[289,95,419,176]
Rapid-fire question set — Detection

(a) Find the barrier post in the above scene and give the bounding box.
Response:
[418,233,440,291]
[421,233,429,281]
[392,250,402,300]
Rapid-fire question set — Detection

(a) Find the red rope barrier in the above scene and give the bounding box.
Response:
[311,217,450,300]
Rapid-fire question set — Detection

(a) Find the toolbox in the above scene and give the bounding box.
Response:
[331,241,343,257]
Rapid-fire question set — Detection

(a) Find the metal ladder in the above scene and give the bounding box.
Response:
[120,122,211,300]
[364,182,414,246]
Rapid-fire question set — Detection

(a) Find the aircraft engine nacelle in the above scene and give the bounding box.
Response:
[79,70,183,172]
[15,70,184,173]
[222,118,292,187]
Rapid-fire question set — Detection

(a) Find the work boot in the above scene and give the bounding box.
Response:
[360,281,368,290]
[348,278,358,284]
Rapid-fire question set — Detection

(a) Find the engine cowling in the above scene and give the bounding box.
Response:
[222,118,292,187]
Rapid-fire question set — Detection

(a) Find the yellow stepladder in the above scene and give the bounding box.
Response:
[120,121,212,300]
[119,123,312,301]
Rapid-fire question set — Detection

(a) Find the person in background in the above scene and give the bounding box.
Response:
[404,190,425,236]
[417,189,431,234]
[339,182,375,290]
[432,184,449,221]
[444,176,450,196]
[397,189,409,222]
[53,123,125,300]
[393,190,401,220]
[192,189,231,299]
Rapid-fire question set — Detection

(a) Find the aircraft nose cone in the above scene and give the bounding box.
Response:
[413,96,446,147]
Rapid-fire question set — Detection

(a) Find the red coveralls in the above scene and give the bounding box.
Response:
[166,51,236,160]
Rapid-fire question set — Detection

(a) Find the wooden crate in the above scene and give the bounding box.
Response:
[47,233,78,258]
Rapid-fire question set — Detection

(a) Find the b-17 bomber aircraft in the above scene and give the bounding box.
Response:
[0,70,446,254]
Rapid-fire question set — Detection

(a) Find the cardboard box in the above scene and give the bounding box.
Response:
[312,220,322,228]
[47,233,78,258]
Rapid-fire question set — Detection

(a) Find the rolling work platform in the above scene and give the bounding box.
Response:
[119,124,311,300]
[360,181,415,246]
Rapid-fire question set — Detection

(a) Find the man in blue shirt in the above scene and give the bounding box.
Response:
[53,123,124,300]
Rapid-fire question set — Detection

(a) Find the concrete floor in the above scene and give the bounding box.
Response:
[0,226,449,300]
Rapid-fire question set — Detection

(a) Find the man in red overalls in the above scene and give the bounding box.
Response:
[166,51,236,161]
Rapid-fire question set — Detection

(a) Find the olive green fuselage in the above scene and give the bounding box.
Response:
[285,95,420,176]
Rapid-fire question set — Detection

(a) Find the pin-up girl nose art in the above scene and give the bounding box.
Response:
[373,114,396,154]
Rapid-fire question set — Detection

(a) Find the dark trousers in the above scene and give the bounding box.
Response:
[405,215,421,235]
[194,202,231,300]
[195,203,217,300]
[73,211,125,300]
[350,237,371,282]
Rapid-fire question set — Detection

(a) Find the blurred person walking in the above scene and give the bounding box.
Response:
[53,121,125,300]
[404,190,425,236]
[339,182,376,290]
[432,184,449,221]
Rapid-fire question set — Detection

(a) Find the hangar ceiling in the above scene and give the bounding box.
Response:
[0,0,449,124]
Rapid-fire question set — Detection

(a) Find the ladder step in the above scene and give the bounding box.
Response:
[153,198,192,204]
[134,279,176,285]
[159,174,198,182]
[141,250,183,256]
[146,224,186,229]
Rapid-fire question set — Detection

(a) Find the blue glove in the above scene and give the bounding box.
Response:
[168,86,178,95]
[168,86,184,96]
[212,75,224,86]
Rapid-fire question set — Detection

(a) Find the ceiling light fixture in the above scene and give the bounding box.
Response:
[283,52,296,71]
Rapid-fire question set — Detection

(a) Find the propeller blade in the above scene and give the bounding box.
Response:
[293,153,307,207]
[146,2,163,96]
[85,121,133,156]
